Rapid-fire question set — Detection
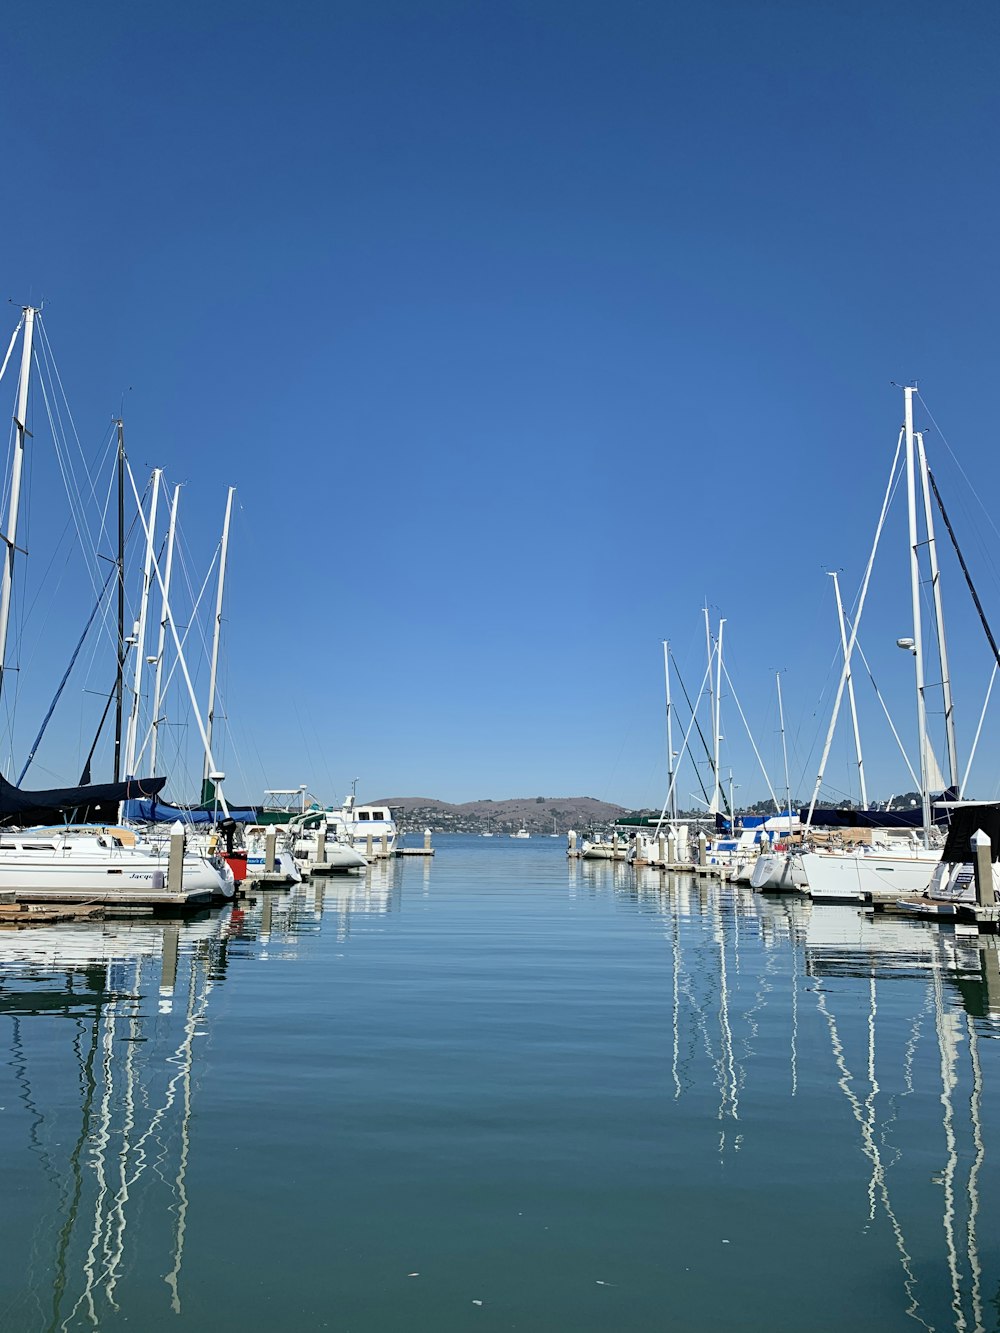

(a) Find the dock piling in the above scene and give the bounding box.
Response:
[265,829,277,875]
[167,820,186,893]
[973,829,993,908]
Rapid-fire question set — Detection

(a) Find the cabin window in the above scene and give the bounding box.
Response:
[358,811,370,820]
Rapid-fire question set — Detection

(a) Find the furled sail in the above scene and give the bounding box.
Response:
[0,773,166,827]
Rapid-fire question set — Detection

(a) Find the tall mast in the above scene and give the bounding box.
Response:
[916,429,959,790]
[202,486,235,803]
[123,470,161,776]
[663,640,677,821]
[904,386,932,844]
[829,571,868,808]
[114,419,126,781]
[0,307,36,709]
[776,671,792,832]
[148,484,180,777]
[713,618,726,815]
[125,460,229,817]
[703,606,715,810]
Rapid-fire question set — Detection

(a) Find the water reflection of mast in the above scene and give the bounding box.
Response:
[814,974,930,1328]
[932,965,986,1333]
[715,884,740,1137]
[55,923,218,1327]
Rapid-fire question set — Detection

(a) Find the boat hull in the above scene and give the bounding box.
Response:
[800,850,938,903]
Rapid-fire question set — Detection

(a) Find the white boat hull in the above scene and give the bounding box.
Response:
[0,841,229,899]
[750,853,807,893]
[800,850,938,903]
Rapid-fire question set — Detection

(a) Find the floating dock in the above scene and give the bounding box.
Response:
[13,886,214,910]
[0,902,136,928]
[871,896,1000,932]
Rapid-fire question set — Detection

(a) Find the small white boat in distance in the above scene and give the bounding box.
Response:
[513,826,530,839]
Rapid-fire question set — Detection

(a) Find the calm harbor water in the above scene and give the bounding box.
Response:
[1,835,999,1332]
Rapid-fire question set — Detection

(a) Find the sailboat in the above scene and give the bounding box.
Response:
[798,386,951,904]
[0,308,228,902]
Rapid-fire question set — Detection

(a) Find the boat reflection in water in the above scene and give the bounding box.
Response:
[0,910,237,1331]
[589,862,1000,1333]
[4,845,1000,1332]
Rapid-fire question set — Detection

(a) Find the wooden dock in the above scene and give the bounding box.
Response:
[0,902,116,928]
[13,887,213,910]
[395,847,435,857]
[871,896,1000,932]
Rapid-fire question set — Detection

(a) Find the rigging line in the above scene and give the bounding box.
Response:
[0,314,23,386]
[653,648,718,835]
[844,459,907,623]
[670,657,713,805]
[806,432,904,829]
[17,563,116,783]
[719,659,778,810]
[961,664,996,798]
[132,550,218,771]
[927,468,1000,676]
[917,391,1000,549]
[0,415,16,525]
[32,338,94,560]
[32,352,101,598]
[35,316,109,518]
[850,635,920,790]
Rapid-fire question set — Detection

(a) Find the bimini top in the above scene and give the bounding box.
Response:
[0,773,166,827]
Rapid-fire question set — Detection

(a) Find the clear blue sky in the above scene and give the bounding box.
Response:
[3,0,999,810]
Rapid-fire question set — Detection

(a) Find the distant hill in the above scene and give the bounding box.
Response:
[371,795,626,834]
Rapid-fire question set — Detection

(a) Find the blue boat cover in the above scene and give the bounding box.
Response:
[122,797,260,825]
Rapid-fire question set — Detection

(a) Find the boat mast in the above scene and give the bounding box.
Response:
[663,640,677,821]
[713,617,726,816]
[703,606,716,811]
[148,483,179,777]
[776,671,792,834]
[0,307,36,709]
[201,486,235,805]
[114,420,125,782]
[829,570,868,809]
[904,386,932,844]
[125,460,229,817]
[123,469,161,776]
[916,429,959,790]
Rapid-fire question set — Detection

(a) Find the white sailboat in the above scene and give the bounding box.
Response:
[0,308,228,902]
[800,387,954,904]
